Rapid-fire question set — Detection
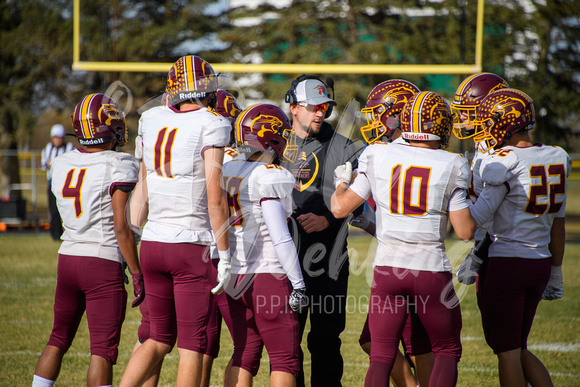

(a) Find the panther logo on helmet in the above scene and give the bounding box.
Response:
[166,55,218,106]
[72,93,127,147]
[251,115,284,137]
[235,104,291,162]
[451,72,509,139]
[214,90,242,124]
[400,91,452,149]
[361,80,420,144]
[473,88,535,152]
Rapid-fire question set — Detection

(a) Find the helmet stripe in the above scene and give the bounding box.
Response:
[412,91,429,133]
[80,93,96,139]
[184,56,195,92]
[456,72,480,99]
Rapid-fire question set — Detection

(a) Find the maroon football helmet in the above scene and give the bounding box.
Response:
[234,104,291,162]
[214,90,242,124]
[400,91,452,148]
[72,93,127,146]
[360,79,420,144]
[473,88,535,151]
[166,55,218,106]
[451,72,509,139]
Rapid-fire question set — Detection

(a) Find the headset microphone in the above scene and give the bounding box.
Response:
[325,77,335,118]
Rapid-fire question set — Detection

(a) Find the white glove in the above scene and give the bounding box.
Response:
[456,247,484,285]
[211,249,232,295]
[334,162,352,189]
[542,265,563,300]
[289,288,309,312]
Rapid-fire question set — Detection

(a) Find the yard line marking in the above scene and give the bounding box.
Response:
[528,343,580,352]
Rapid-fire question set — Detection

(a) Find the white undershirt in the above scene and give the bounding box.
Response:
[261,199,305,289]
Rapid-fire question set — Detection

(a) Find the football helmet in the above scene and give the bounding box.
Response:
[214,90,242,124]
[360,79,420,144]
[451,72,509,139]
[234,103,291,162]
[400,91,452,149]
[166,55,218,106]
[473,88,535,151]
[72,93,127,146]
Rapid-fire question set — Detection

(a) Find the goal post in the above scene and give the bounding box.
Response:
[72,0,484,75]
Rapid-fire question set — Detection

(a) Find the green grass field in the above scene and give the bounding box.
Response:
[1,231,579,386]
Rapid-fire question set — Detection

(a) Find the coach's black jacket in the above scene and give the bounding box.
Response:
[282,122,363,280]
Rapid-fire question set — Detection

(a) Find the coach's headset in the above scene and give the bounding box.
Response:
[285,74,335,119]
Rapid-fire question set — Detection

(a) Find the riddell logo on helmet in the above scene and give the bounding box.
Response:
[179,91,206,100]
[404,133,431,140]
[80,137,106,145]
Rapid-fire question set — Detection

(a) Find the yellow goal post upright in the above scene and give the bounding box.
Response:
[72,0,484,75]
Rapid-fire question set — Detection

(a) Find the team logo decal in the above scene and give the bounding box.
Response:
[289,152,320,192]
[225,96,241,117]
[250,114,284,137]
[98,104,124,128]
[492,98,524,122]
[314,85,326,95]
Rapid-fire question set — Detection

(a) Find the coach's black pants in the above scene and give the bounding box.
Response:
[297,271,348,387]
[48,183,63,241]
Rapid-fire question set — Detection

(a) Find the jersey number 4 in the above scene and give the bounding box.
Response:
[62,168,87,218]
[526,164,566,215]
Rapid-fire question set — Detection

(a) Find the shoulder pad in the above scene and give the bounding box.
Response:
[480,148,517,185]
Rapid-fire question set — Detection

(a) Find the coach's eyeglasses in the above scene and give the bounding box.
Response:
[297,102,329,113]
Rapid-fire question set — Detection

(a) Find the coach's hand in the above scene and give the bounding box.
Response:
[456,248,483,285]
[131,272,145,308]
[542,265,563,300]
[297,213,329,233]
[211,250,231,295]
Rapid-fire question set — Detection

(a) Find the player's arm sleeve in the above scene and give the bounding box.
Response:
[201,116,232,150]
[448,188,470,211]
[349,172,372,201]
[109,154,140,196]
[262,198,305,289]
[134,134,143,161]
[469,183,509,227]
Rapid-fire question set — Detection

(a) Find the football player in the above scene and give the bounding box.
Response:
[203,89,242,387]
[355,79,434,387]
[120,55,232,387]
[32,94,143,387]
[450,73,510,285]
[223,103,308,387]
[468,88,570,386]
[331,91,475,386]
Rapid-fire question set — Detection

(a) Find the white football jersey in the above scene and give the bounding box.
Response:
[479,144,571,259]
[209,146,245,259]
[51,149,139,263]
[470,146,494,240]
[222,159,294,275]
[138,105,231,244]
[223,146,245,163]
[351,142,471,272]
